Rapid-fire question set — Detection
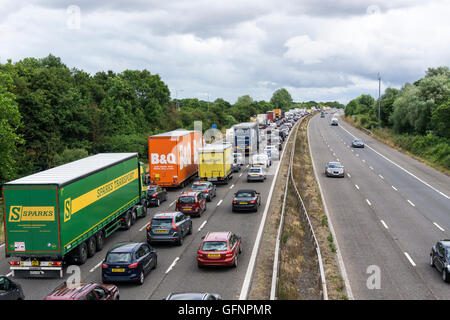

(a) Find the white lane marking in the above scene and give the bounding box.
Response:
[90,260,104,273]
[351,149,354,152]
[362,159,366,163]
[380,220,389,229]
[6,272,13,277]
[366,199,372,206]
[139,222,151,232]
[379,174,384,180]
[392,186,398,191]
[229,184,235,189]
[404,252,416,267]
[433,222,445,232]
[339,124,450,200]
[355,184,360,190]
[370,166,374,170]
[356,154,359,157]
[0,243,4,249]
[217,199,223,206]
[337,158,340,162]
[407,200,415,207]
[347,173,351,178]
[198,220,207,232]
[239,173,243,177]
[170,200,176,206]
[165,257,180,274]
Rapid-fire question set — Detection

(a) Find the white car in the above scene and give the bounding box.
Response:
[325,161,345,177]
[251,154,271,168]
[264,145,280,160]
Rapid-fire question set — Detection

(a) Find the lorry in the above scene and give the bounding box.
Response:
[256,114,268,129]
[198,143,233,184]
[233,122,259,156]
[148,129,203,188]
[2,153,148,277]
[266,111,275,123]
[273,109,282,119]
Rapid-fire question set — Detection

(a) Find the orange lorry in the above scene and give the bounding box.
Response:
[148,129,203,188]
[273,109,282,119]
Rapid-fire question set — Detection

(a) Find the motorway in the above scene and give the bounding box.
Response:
[308,111,450,299]
[0,127,289,300]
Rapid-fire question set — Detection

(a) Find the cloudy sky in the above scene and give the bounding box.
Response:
[1,0,449,104]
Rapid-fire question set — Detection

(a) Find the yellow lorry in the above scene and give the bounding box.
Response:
[199,143,233,184]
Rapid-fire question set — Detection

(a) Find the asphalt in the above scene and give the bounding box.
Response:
[308,111,450,299]
[0,124,292,300]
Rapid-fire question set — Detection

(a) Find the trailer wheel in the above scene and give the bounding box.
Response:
[75,242,88,265]
[87,237,96,258]
[141,201,148,218]
[122,212,132,230]
[131,209,137,225]
[95,231,105,252]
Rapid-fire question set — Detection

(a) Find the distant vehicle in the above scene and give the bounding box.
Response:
[0,276,24,300]
[197,232,242,268]
[256,114,268,129]
[232,161,241,172]
[320,112,325,118]
[102,242,157,285]
[247,166,266,182]
[233,152,245,165]
[264,145,280,160]
[44,282,119,300]
[191,181,216,202]
[233,122,259,156]
[325,162,345,178]
[266,110,275,122]
[175,191,207,217]
[199,143,233,184]
[147,184,168,206]
[147,211,192,246]
[430,240,450,282]
[164,292,222,300]
[251,154,270,168]
[232,189,261,212]
[352,139,365,148]
[331,118,338,126]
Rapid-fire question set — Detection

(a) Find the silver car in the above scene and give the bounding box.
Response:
[325,162,345,178]
[247,166,266,182]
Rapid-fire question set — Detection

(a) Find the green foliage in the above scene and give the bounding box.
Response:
[270,88,293,110]
[53,148,89,166]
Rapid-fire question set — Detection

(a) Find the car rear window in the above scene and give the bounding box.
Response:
[151,218,173,227]
[105,252,132,263]
[192,184,207,190]
[249,168,261,173]
[179,196,195,204]
[236,192,255,197]
[201,241,228,251]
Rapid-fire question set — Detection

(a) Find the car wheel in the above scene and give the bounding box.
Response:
[188,222,193,235]
[152,256,157,269]
[430,255,435,267]
[137,271,145,285]
[443,269,450,283]
[177,235,184,246]
[239,245,242,254]
[157,198,160,207]
[233,255,238,268]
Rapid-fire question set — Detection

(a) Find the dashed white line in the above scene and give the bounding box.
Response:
[217,199,223,206]
[404,252,416,267]
[239,173,243,177]
[347,173,351,178]
[407,200,415,207]
[355,184,360,190]
[433,222,445,232]
[369,166,374,170]
[170,200,176,206]
[165,257,180,274]
[356,154,359,157]
[198,220,207,232]
[378,174,384,180]
[6,272,13,277]
[362,159,366,163]
[90,260,104,273]
[229,184,235,189]
[392,186,398,191]
[366,199,372,206]
[380,220,389,229]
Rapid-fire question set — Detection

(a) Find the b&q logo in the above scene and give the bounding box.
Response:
[8,206,55,222]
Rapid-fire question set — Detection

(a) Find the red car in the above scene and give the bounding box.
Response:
[175,191,207,217]
[44,282,119,300]
[197,232,242,268]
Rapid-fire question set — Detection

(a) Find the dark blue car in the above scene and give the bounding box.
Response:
[102,242,157,285]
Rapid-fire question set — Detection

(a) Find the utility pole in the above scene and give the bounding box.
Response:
[378,73,381,129]
[175,89,184,110]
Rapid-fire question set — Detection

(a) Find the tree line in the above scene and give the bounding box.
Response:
[344,66,449,169]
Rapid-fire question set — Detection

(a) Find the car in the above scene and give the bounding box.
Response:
[197,232,242,268]
[352,139,365,148]
[0,276,24,300]
[247,166,266,182]
[331,118,338,126]
[44,282,119,300]
[147,211,192,246]
[320,113,325,118]
[102,242,157,285]
[264,145,280,160]
[251,154,270,168]
[191,181,216,202]
[232,152,245,165]
[175,191,207,217]
[430,240,450,282]
[147,184,168,207]
[325,161,345,177]
[164,292,222,300]
[232,189,261,212]
[232,161,241,172]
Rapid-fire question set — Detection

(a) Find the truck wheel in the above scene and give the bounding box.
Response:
[87,237,96,258]
[76,242,88,265]
[95,231,105,252]
[141,201,148,218]
[122,212,131,230]
[131,209,137,225]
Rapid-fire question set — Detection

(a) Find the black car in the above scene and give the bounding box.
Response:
[102,242,157,285]
[232,189,261,212]
[147,211,192,246]
[430,240,450,282]
[0,276,24,300]
[352,139,365,148]
[164,292,222,300]
[147,185,168,206]
[190,182,216,202]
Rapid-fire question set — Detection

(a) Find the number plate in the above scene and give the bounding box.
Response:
[184,208,192,211]
[208,254,221,258]
[111,268,125,272]
[156,229,167,233]
[239,202,248,205]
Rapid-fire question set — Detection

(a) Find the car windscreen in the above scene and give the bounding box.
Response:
[328,163,343,168]
[201,241,228,251]
[178,196,195,204]
[105,252,133,263]
[151,218,173,228]
[192,184,207,190]
[236,192,255,198]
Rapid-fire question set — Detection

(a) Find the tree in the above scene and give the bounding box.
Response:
[431,101,450,138]
[378,88,399,127]
[270,88,293,110]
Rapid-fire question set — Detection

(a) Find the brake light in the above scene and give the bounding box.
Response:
[225,251,233,258]
[204,190,210,193]
[128,262,139,268]
[172,221,178,230]
[152,193,157,198]
[102,263,108,268]
[251,200,256,204]
[233,200,237,204]
[51,261,62,266]
[146,219,152,230]
[9,261,20,266]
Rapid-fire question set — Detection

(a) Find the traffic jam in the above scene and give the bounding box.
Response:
[1,108,310,300]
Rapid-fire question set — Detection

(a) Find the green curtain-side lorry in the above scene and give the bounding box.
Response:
[2,153,148,277]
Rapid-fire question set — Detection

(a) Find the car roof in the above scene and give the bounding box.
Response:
[179,191,200,197]
[153,211,179,218]
[46,282,97,300]
[204,232,231,241]
[108,242,141,253]
[236,189,257,194]
[440,240,450,247]
[167,292,210,300]
[192,181,209,185]
[328,161,342,165]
